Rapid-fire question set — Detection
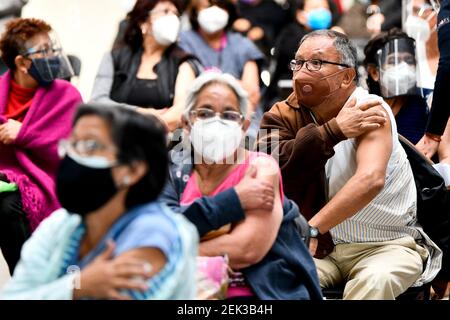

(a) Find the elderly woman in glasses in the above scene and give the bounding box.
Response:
[1,104,198,300]
[91,0,202,132]
[161,71,322,300]
[0,18,82,274]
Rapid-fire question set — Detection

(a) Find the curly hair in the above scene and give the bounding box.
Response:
[122,0,182,52]
[0,18,52,70]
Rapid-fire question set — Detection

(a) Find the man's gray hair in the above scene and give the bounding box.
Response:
[184,72,249,120]
[299,30,359,83]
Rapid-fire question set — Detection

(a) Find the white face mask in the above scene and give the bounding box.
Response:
[197,6,229,34]
[405,15,432,42]
[190,117,243,164]
[151,14,180,46]
[380,62,417,98]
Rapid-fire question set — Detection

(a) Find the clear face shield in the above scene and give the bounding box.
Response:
[403,0,437,42]
[22,30,74,83]
[377,37,420,99]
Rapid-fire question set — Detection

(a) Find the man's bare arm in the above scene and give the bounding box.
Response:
[309,106,392,234]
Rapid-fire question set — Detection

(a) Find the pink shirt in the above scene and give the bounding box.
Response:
[180,151,284,298]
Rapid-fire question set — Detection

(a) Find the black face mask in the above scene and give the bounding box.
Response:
[28,57,61,87]
[56,155,118,217]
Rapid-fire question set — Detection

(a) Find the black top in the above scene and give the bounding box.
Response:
[127,78,166,109]
[427,1,450,136]
[109,44,202,109]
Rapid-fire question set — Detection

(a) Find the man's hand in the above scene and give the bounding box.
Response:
[234,164,275,212]
[416,134,440,159]
[309,238,318,257]
[0,119,22,144]
[336,97,387,139]
[73,240,152,300]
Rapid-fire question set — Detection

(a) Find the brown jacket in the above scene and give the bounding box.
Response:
[257,93,347,258]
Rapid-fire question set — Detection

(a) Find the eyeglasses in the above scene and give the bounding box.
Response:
[23,45,62,58]
[189,108,244,123]
[58,139,118,169]
[289,59,350,72]
[58,139,117,158]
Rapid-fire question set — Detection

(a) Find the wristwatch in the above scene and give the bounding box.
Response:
[309,225,320,238]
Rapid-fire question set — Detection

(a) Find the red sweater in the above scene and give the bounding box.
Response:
[4,80,37,122]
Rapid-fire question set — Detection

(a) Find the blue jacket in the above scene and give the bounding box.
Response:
[159,151,323,300]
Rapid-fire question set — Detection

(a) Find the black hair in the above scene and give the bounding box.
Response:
[189,0,238,32]
[363,28,412,67]
[363,28,413,95]
[74,103,168,208]
[122,0,182,51]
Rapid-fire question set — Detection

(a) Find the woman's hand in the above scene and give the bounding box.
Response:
[0,119,22,144]
[73,240,153,300]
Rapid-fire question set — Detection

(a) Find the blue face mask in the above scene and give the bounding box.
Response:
[307,8,332,30]
[28,57,61,87]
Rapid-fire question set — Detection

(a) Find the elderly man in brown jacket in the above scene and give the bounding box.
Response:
[257,30,444,300]
[257,30,387,258]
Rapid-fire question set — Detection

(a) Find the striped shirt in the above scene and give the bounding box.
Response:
[325,87,442,286]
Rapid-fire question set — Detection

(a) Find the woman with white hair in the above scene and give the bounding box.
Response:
[160,71,322,300]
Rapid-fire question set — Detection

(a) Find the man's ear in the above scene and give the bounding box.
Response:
[342,68,357,87]
[14,56,30,74]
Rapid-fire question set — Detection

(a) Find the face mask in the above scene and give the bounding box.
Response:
[405,15,432,42]
[197,6,229,34]
[380,62,417,98]
[294,68,346,109]
[28,57,61,87]
[152,14,180,46]
[56,154,118,217]
[306,8,332,30]
[190,117,242,163]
